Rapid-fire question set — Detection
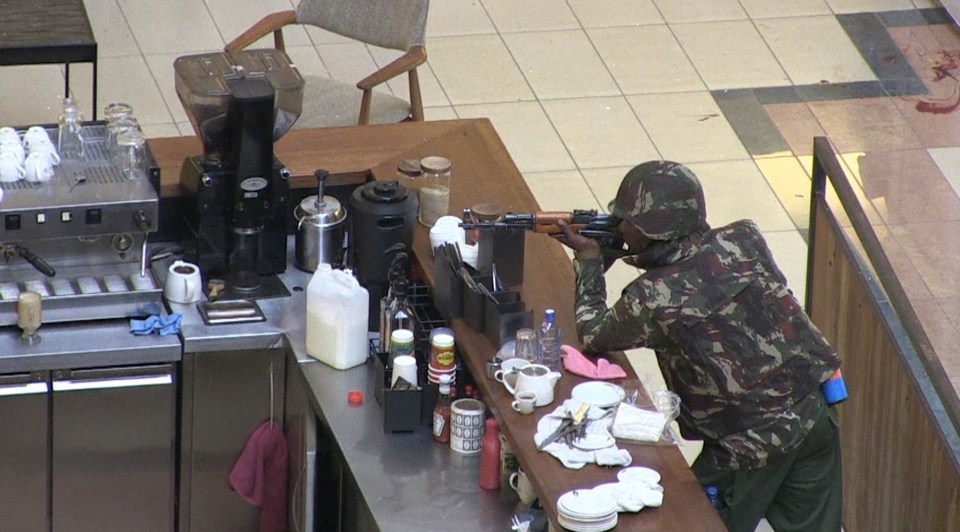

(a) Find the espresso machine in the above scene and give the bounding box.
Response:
[174,50,304,299]
[0,124,162,325]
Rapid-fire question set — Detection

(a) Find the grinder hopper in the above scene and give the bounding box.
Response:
[174,49,305,162]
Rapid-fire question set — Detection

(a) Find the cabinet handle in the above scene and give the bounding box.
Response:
[0,382,48,397]
[53,374,172,392]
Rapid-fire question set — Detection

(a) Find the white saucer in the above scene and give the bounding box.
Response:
[572,433,616,451]
[571,381,625,408]
[617,466,661,484]
[557,489,618,520]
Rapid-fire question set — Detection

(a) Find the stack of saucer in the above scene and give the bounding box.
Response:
[556,490,618,532]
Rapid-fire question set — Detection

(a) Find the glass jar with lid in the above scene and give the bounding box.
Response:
[418,155,451,227]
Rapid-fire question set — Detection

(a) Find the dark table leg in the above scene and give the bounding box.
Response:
[92,58,97,120]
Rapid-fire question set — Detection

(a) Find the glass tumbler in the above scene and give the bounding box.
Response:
[108,116,139,161]
[514,328,538,363]
[116,129,146,180]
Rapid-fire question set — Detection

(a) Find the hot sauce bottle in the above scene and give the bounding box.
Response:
[433,374,452,443]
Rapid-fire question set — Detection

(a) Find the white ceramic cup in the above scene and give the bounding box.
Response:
[23,152,55,182]
[28,143,60,166]
[511,391,537,414]
[0,127,19,143]
[163,260,202,304]
[391,355,418,388]
[22,126,51,149]
[493,358,530,382]
[0,152,25,182]
[0,139,25,163]
[509,469,537,505]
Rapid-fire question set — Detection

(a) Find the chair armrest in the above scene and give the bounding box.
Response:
[225,10,298,52]
[356,45,427,90]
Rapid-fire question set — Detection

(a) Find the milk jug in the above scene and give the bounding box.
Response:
[306,265,370,369]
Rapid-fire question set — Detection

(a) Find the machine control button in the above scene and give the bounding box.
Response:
[36,213,46,224]
[60,211,73,223]
[86,208,102,225]
[5,214,21,230]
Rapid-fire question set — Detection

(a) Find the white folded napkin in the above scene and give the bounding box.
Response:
[578,478,664,513]
[534,399,630,469]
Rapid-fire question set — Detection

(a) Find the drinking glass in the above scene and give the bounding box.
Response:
[116,129,146,180]
[514,328,538,363]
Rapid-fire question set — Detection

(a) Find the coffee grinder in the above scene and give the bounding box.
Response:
[174,50,304,299]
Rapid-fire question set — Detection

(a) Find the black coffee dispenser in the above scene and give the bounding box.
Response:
[350,181,418,330]
[174,50,305,298]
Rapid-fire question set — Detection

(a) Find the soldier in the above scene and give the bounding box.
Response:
[559,161,843,532]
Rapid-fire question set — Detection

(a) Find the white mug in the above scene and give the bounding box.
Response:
[164,260,202,304]
[509,469,537,505]
[511,391,537,414]
[28,143,60,166]
[22,126,51,149]
[0,152,25,182]
[0,127,19,143]
[0,139,25,163]
[23,152,55,182]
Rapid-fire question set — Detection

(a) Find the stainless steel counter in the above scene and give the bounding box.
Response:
[0,238,513,530]
[0,314,181,373]
[172,238,515,531]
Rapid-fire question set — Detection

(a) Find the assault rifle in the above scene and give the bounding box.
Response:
[460,208,627,257]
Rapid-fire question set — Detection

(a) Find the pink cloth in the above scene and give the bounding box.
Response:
[229,420,289,532]
[562,345,628,380]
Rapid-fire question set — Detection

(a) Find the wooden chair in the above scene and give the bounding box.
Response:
[225,0,428,128]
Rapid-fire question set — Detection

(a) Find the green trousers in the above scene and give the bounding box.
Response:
[691,407,842,532]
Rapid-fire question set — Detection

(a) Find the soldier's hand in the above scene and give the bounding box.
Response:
[558,220,601,259]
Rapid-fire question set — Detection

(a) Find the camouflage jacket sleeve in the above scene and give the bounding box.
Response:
[573,255,667,355]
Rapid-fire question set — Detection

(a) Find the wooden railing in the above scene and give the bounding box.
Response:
[806,137,960,531]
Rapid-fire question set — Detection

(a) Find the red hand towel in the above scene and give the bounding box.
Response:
[229,420,289,532]
[562,344,628,379]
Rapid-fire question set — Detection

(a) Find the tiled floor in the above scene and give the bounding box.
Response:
[3,1,960,527]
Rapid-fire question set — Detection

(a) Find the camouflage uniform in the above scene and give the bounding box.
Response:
[573,161,842,530]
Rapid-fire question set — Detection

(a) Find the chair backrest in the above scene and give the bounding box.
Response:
[296,0,428,51]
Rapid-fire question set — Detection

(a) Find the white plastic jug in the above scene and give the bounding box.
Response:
[306,265,370,369]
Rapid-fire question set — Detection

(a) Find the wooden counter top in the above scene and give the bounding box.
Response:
[148,119,724,531]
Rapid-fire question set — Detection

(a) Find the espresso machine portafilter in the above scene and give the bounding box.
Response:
[174,50,305,299]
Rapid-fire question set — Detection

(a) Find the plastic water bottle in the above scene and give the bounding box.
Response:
[57,97,84,159]
[537,308,562,372]
[705,486,722,511]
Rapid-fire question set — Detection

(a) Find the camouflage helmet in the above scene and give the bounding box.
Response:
[608,161,707,240]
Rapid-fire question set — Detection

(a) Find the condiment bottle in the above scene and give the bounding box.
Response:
[433,374,452,443]
[478,417,501,490]
[418,156,451,227]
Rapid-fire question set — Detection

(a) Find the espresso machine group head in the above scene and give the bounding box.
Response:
[174,50,305,299]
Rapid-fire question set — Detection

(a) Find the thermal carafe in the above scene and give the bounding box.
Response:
[349,181,418,330]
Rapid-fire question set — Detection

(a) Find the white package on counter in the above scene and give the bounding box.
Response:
[611,403,668,443]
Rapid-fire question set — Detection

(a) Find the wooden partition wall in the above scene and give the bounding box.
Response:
[806,137,960,531]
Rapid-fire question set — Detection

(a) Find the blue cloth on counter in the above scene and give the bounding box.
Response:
[130,313,182,336]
